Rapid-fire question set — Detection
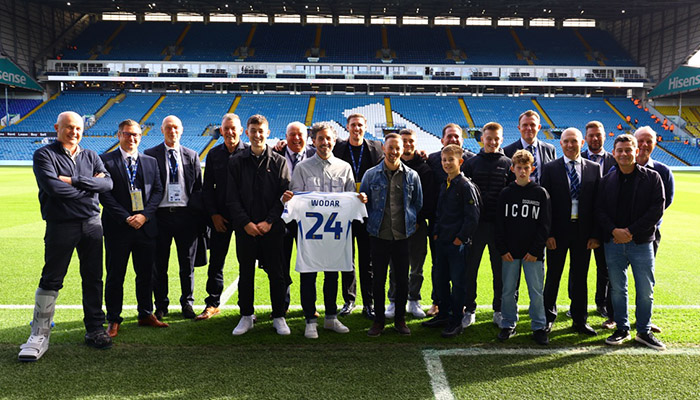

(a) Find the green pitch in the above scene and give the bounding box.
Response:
[0,166,699,399]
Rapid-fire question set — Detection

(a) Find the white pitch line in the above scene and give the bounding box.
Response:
[423,346,700,399]
[219,276,240,307]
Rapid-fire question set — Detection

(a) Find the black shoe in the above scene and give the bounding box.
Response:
[605,329,631,345]
[544,321,553,333]
[85,329,113,350]
[635,331,666,350]
[441,322,464,338]
[533,329,549,345]
[182,305,196,319]
[596,305,609,319]
[339,302,355,316]
[362,306,375,320]
[572,322,598,336]
[421,315,449,328]
[154,308,168,321]
[498,327,516,341]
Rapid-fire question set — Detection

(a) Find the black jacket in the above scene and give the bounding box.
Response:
[144,142,203,212]
[401,152,435,220]
[433,173,480,244]
[540,157,600,242]
[463,149,512,223]
[99,150,163,238]
[595,164,665,244]
[226,145,290,233]
[333,138,384,182]
[495,181,551,260]
[33,141,113,221]
[581,149,617,176]
[203,141,249,220]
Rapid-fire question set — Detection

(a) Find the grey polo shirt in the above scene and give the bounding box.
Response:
[290,152,356,193]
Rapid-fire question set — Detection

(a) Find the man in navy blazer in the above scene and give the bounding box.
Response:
[332,113,385,319]
[144,115,204,320]
[100,120,168,336]
[503,110,557,184]
[581,121,617,319]
[541,128,600,336]
[595,134,666,350]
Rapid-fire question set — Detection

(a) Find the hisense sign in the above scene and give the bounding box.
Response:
[650,65,700,98]
[0,58,43,91]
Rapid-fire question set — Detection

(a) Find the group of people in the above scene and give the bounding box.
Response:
[18,107,673,362]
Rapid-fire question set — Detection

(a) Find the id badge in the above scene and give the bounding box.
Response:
[571,199,579,220]
[168,183,182,203]
[130,189,144,211]
[356,182,361,193]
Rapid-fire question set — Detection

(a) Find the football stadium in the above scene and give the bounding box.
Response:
[1,0,700,398]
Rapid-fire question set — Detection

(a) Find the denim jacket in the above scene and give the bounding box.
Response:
[360,162,423,238]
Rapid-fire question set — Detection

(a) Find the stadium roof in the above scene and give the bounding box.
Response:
[29,0,699,22]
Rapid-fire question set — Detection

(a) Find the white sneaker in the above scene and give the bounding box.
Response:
[408,300,426,318]
[461,311,476,328]
[273,317,291,335]
[493,311,503,327]
[385,302,396,319]
[324,317,350,333]
[304,322,318,339]
[232,315,254,336]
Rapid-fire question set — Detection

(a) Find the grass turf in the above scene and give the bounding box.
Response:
[0,166,699,399]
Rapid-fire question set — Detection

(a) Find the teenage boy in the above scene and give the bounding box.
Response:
[227,115,291,336]
[422,144,480,338]
[463,122,512,328]
[495,149,551,345]
[361,133,423,337]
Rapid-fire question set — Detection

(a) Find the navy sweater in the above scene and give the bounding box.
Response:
[495,181,551,260]
[33,141,113,221]
[433,173,480,244]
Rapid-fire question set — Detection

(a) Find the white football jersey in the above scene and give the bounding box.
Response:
[282,192,368,273]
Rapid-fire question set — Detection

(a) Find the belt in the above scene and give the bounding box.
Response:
[158,207,188,213]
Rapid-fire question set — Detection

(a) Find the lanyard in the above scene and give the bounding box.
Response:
[124,158,139,190]
[168,149,179,184]
[348,143,364,178]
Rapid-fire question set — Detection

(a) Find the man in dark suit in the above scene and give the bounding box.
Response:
[541,127,600,336]
[596,134,666,350]
[274,121,316,312]
[333,113,384,319]
[100,119,168,336]
[503,110,557,184]
[145,115,203,320]
[195,113,249,321]
[581,121,617,320]
[425,122,476,317]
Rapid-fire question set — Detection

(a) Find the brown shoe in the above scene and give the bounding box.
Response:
[426,304,439,317]
[107,322,120,338]
[650,323,662,333]
[194,306,221,321]
[138,314,169,328]
[394,320,411,336]
[602,319,616,330]
[367,322,385,337]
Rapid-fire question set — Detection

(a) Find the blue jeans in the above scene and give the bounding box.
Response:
[501,259,546,331]
[604,241,655,333]
[434,241,468,324]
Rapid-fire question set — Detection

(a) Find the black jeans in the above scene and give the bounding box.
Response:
[204,225,234,308]
[154,208,198,310]
[235,229,286,318]
[434,240,468,324]
[300,271,339,321]
[40,217,105,332]
[464,221,503,313]
[371,237,410,324]
[341,220,373,306]
[388,219,427,301]
[104,227,156,323]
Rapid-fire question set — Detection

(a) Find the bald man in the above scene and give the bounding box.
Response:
[20,111,114,361]
[145,115,204,320]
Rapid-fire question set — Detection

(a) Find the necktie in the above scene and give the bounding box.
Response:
[590,154,601,165]
[527,145,538,182]
[168,149,178,183]
[126,156,134,175]
[292,153,301,169]
[568,160,580,200]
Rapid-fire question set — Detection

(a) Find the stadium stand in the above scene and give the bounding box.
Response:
[0,99,42,126]
[0,137,49,161]
[231,94,309,140]
[607,97,675,139]
[142,93,235,136]
[172,23,251,62]
[464,96,550,140]
[659,142,700,165]
[536,97,623,135]
[5,92,116,132]
[87,93,161,136]
[655,105,700,137]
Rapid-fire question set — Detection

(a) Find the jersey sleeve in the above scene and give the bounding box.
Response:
[348,193,368,222]
[281,195,298,223]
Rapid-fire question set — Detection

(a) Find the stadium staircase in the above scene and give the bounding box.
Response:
[604,99,637,130]
[457,97,476,129]
[305,96,316,126]
[510,28,535,65]
[234,24,257,60]
[163,23,191,61]
[573,28,606,66]
[92,92,125,124]
[384,97,394,127]
[139,94,166,134]
[228,94,242,113]
[530,98,556,138]
[445,28,467,62]
[305,25,326,59]
[90,22,125,59]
